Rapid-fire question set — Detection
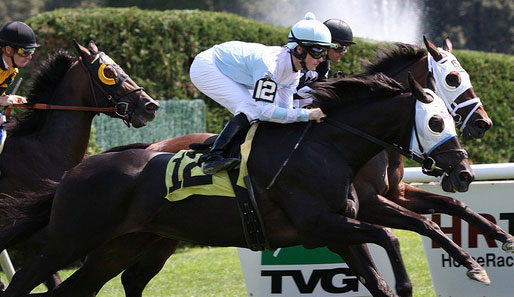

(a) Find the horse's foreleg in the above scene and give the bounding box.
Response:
[328,244,398,297]
[121,238,180,297]
[396,183,514,251]
[357,193,490,285]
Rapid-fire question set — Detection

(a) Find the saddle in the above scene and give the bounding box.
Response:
[167,124,269,251]
[190,132,245,161]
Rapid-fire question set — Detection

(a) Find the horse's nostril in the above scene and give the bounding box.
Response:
[145,102,159,111]
[459,170,474,182]
[475,119,491,130]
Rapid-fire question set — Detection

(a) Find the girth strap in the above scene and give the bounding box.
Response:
[227,169,269,251]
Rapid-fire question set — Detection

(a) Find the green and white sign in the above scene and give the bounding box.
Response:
[238,246,378,296]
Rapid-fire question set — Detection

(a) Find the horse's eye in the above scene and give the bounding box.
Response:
[445,72,461,88]
[103,66,117,79]
[428,115,445,133]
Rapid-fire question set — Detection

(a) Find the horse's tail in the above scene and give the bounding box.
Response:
[0,190,55,250]
[102,142,151,153]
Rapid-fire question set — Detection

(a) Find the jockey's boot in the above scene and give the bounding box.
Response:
[202,113,250,175]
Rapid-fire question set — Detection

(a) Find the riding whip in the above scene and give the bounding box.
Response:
[266,121,312,190]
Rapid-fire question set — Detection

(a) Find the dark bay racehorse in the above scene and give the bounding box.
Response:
[0,74,477,297]
[0,40,159,289]
[118,36,504,297]
[0,39,159,194]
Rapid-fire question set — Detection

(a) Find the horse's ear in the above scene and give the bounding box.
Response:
[408,72,432,103]
[423,35,443,61]
[442,36,453,52]
[426,73,438,94]
[87,40,99,55]
[73,39,91,60]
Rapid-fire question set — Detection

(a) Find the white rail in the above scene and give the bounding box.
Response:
[403,162,514,183]
[0,249,15,281]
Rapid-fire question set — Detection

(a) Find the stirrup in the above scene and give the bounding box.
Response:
[202,157,240,175]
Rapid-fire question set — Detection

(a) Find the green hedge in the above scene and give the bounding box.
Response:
[23,7,513,163]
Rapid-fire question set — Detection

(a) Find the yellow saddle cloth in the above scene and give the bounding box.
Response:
[164,123,258,202]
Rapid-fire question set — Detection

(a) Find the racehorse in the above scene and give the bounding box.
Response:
[118,36,503,297]
[0,74,477,297]
[0,40,159,290]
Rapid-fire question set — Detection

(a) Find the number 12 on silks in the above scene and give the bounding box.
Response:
[253,77,277,102]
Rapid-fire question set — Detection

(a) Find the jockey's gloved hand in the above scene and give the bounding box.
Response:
[0,95,27,106]
[308,108,326,123]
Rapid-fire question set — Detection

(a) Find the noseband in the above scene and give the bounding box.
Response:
[411,119,468,176]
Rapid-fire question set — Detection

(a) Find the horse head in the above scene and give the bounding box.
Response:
[408,73,474,192]
[424,36,492,139]
[73,40,159,128]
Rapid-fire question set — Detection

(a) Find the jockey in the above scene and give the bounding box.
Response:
[0,21,39,106]
[190,12,332,175]
[294,18,356,108]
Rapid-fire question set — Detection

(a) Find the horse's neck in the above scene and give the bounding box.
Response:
[35,64,94,160]
[1,65,95,190]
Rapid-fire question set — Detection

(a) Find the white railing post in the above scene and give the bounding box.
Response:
[0,249,15,282]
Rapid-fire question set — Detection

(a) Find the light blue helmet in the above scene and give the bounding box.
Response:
[287,12,333,49]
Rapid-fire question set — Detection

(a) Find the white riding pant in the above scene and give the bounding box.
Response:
[189,48,257,122]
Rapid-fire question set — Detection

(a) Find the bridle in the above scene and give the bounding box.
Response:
[427,49,482,132]
[79,54,144,126]
[5,53,144,127]
[388,47,482,133]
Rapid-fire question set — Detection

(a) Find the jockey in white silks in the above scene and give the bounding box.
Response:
[189,12,333,175]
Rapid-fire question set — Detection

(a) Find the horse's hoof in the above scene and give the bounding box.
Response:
[501,238,514,253]
[466,267,490,285]
[396,284,413,297]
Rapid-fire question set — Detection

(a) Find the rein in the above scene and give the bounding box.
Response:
[323,117,423,163]
[9,103,115,113]
[4,57,143,123]
[323,116,468,177]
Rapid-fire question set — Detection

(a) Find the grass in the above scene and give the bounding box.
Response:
[1,231,436,296]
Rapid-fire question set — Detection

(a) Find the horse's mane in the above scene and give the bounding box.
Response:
[6,50,76,137]
[311,73,405,110]
[362,43,426,75]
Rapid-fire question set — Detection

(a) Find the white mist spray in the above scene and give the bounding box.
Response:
[260,0,424,45]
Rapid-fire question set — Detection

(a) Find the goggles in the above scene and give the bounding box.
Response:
[304,46,327,59]
[333,42,349,53]
[15,47,35,57]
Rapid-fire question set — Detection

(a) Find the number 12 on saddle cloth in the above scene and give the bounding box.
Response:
[164,124,258,202]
